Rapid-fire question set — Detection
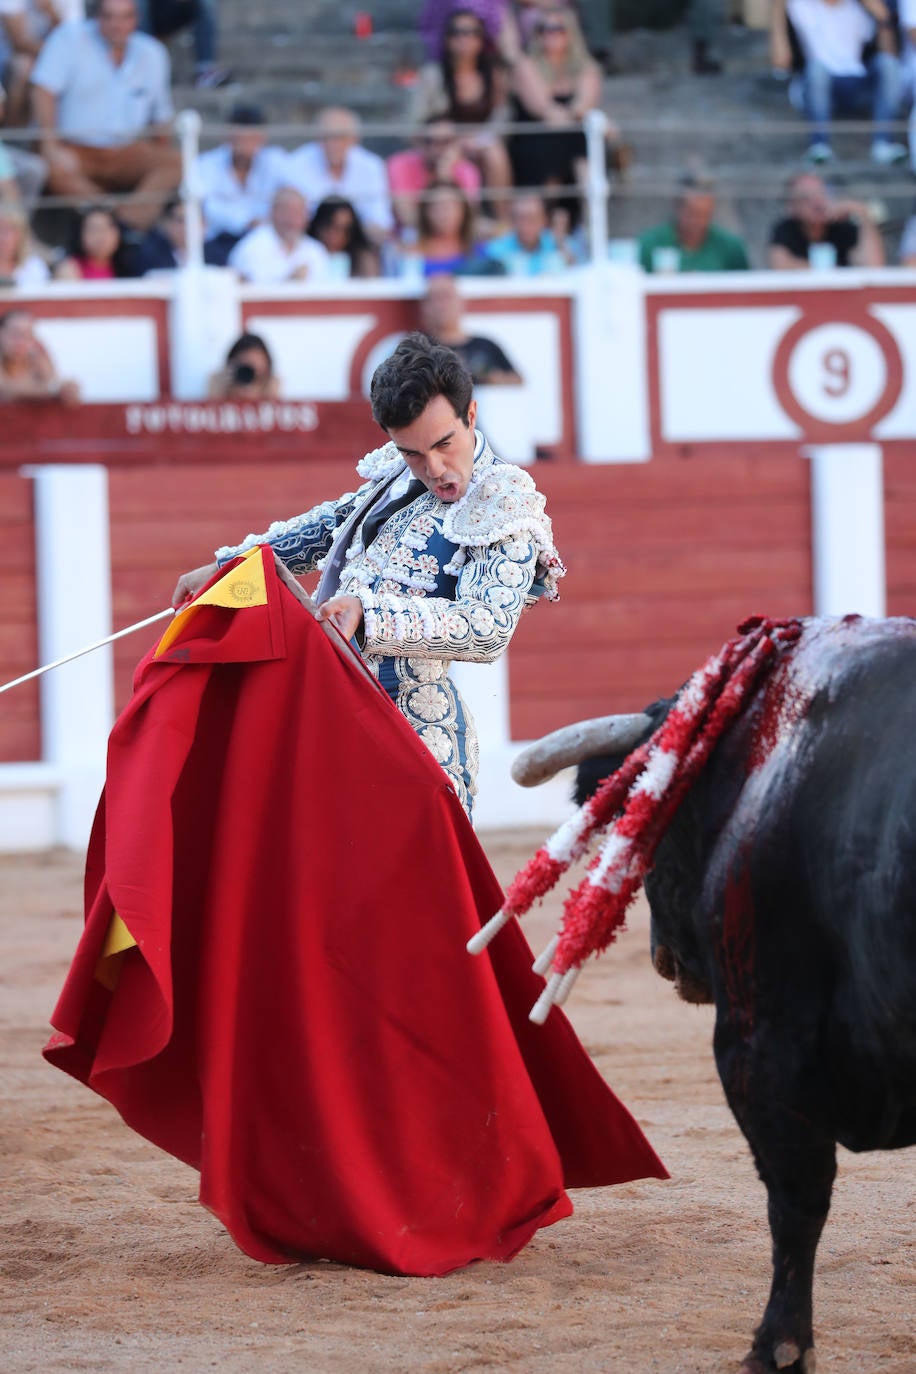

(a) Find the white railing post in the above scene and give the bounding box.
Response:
[176,108,205,273]
[806,443,886,617]
[584,108,610,265]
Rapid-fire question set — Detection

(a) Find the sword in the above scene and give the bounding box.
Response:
[0,608,175,697]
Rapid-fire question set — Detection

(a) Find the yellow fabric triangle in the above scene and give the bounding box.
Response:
[94,911,137,991]
[154,546,268,657]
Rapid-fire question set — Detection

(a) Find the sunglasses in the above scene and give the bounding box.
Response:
[448,23,483,36]
[539,22,567,34]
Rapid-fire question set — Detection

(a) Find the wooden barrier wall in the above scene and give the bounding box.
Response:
[0,474,40,762]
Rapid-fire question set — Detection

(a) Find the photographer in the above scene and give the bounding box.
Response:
[207,332,280,401]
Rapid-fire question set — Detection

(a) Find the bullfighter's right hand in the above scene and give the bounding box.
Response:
[171,560,219,608]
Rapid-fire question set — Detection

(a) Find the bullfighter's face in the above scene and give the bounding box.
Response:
[387,393,478,504]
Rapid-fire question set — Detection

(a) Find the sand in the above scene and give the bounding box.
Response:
[2,836,913,1374]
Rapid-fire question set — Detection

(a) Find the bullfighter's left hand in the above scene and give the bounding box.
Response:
[317,594,364,641]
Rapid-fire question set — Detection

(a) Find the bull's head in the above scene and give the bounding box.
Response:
[512,706,713,1006]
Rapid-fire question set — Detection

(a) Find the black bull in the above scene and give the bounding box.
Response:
[547,618,916,1373]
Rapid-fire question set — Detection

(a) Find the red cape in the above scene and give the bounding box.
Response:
[44,549,666,1276]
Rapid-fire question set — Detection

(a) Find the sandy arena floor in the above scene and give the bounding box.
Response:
[2,836,913,1374]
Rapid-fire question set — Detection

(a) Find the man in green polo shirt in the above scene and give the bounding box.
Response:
[638,171,750,273]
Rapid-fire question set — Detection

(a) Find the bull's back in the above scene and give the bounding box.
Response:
[707,617,916,1149]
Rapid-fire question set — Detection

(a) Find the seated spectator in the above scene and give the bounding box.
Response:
[387,116,481,232]
[770,0,906,165]
[418,272,521,383]
[30,0,181,231]
[307,196,379,278]
[0,110,47,205]
[228,186,332,284]
[638,172,750,273]
[54,204,138,278]
[285,107,394,246]
[141,0,229,90]
[409,9,512,216]
[0,198,50,283]
[768,171,885,267]
[208,331,280,400]
[0,0,80,125]
[0,307,80,402]
[508,6,618,217]
[419,0,521,66]
[133,195,224,272]
[402,179,503,277]
[484,191,578,273]
[195,102,290,264]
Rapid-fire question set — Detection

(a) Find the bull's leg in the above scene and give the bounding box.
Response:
[715,1028,837,1374]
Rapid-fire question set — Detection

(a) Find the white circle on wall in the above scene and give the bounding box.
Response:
[785,322,887,425]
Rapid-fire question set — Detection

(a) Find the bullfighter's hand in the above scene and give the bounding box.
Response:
[171,560,218,608]
[317,594,364,641]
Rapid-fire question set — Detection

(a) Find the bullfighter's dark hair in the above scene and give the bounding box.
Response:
[370,332,473,432]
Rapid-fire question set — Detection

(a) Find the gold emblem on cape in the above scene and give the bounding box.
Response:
[229,580,256,604]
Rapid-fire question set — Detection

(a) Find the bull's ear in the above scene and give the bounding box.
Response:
[513,713,653,788]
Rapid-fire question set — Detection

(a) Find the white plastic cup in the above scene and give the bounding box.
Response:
[329,252,351,281]
[607,237,639,265]
[651,245,681,274]
[808,241,838,271]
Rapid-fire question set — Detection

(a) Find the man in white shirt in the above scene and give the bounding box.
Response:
[228,185,332,284]
[194,101,290,263]
[772,0,906,164]
[0,0,81,123]
[902,0,916,170]
[285,106,393,245]
[30,0,179,229]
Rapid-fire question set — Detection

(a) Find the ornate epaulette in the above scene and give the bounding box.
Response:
[441,460,566,600]
[355,441,404,482]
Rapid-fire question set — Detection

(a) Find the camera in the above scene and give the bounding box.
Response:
[232,362,257,386]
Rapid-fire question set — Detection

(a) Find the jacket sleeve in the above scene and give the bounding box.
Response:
[215,487,368,575]
[356,532,540,665]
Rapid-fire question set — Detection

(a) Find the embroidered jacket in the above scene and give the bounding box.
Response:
[216,434,564,815]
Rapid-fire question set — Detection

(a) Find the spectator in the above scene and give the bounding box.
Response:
[141,0,229,89]
[638,171,750,272]
[409,9,512,216]
[208,331,280,400]
[0,0,80,125]
[0,307,80,402]
[577,0,617,73]
[195,102,290,264]
[768,171,885,267]
[228,186,332,284]
[54,203,138,278]
[402,179,502,277]
[134,195,224,272]
[307,195,379,279]
[903,0,916,170]
[419,0,521,66]
[484,190,577,272]
[508,6,617,220]
[387,116,481,232]
[418,272,521,382]
[770,0,906,164]
[0,198,50,283]
[285,107,394,246]
[30,0,181,231]
[689,0,726,75]
[0,84,47,202]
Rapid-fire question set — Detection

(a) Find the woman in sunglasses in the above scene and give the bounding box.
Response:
[508,5,619,222]
[409,7,513,218]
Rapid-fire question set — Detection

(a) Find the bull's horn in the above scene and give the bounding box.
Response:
[511,713,652,788]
